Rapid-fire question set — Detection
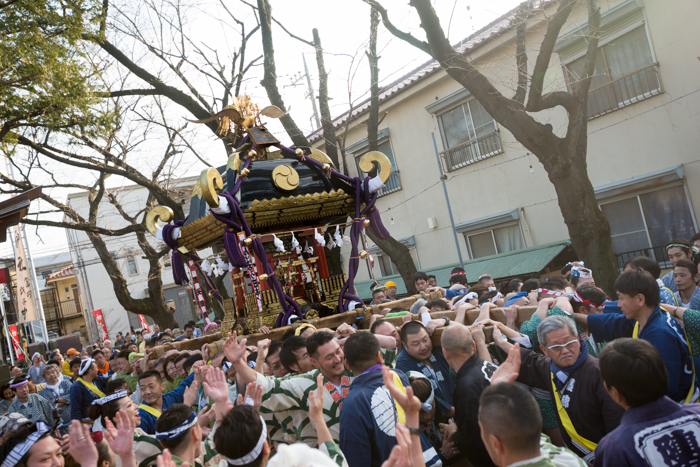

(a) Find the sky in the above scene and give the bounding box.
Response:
[1,0,524,261]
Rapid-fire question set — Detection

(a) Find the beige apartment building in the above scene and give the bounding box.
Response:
[309,0,700,298]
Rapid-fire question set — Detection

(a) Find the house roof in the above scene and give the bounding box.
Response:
[306,3,526,144]
[45,265,75,285]
[355,239,573,300]
[0,187,42,242]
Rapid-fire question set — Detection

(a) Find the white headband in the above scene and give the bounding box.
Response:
[31,353,41,361]
[537,288,566,297]
[489,292,503,303]
[92,390,128,406]
[79,358,94,376]
[407,371,435,412]
[155,412,198,440]
[225,415,267,465]
[570,266,592,279]
[455,291,478,305]
[0,421,51,467]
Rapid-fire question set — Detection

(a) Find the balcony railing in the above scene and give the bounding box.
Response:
[588,63,662,119]
[377,171,402,197]
[44,299,83,322]
[440,130,503,172]
[614,245,671,272]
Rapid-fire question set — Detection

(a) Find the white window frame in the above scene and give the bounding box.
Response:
[374,246,420,277]
[598,181,698,261]
[463,221,526,260]
[125,250,139,276]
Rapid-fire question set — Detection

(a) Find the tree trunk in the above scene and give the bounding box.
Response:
[373,0,618,293]
[88,232,178,328]
[312,29,341,169]
[257,0,310,148]
[366,230,418,294]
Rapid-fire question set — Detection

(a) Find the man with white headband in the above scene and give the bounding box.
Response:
[154,404,202,467]
[6,376,54,425]
[69,357,111,421]
[27,353,46,385]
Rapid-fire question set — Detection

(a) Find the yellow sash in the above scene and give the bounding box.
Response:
[391,371,406,424]
[550,374,597,452]
[77,378,105,398]
[633,308,697,403]
[138,403,162,419]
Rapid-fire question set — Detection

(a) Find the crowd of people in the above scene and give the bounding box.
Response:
[1,238,700,467]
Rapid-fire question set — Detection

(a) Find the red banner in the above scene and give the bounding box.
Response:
[8,324,24,361]
[138,314,151,333]
[92,309,109,342]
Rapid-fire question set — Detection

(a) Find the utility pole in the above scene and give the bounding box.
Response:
[285,54,321,131]
[431,133,465,271]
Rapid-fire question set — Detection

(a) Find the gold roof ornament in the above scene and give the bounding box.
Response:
[145,206,174,237]
[184,95,285,136]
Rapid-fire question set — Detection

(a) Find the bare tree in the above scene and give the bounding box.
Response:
[3,0,264,326]
[364,5,418,293]
[367,0,619,293]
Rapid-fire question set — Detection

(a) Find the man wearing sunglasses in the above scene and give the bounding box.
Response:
[492,313,623,464]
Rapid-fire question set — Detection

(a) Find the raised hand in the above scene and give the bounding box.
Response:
[183,380,200,408]
[256,339,271,361]
[197,405,215,428]
[203,367,230,403]
[156,449,177,467]
[236,382,263,410]
[308,373,324,423]
[491,343,521,385]
[103,410,135,458]
[68,420,98,466]
[381,366,421,416]
[223,332,247,363]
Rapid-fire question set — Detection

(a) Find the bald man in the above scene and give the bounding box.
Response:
[442,324,498,467]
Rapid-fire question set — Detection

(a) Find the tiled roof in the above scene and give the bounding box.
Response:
[307,4,523,143]
[45,265,75,285]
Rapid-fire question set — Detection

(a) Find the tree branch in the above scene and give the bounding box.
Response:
[525,0,578,112]
[363,0,432,56]
[512,3,530,105]
[257,0,310,147]
[86,35,220,136]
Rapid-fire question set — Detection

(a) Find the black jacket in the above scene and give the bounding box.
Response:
[453,353,498,467]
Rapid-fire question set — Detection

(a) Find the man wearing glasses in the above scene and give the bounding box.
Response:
[492,314,624,465]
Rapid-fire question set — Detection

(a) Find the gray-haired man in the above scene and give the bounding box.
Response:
[492,315,623,464]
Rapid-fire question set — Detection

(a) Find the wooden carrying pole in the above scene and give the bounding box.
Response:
[149,294,539,360]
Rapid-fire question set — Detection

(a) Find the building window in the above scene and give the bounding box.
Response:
[126,251,138,276]
[437,98,502,171]
[355,139,401,196]
[465,223,525,259]
[600,185,696,265]
[41,270,53,280]
[564,25,660,119]
[375,247,419,277]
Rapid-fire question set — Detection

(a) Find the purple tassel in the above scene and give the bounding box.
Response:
[163,220,188,285]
